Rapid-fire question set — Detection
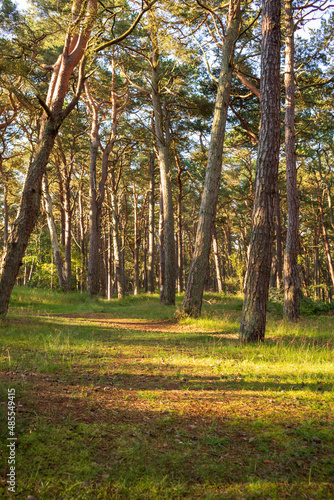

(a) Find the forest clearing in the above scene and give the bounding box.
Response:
[0,288,334,499]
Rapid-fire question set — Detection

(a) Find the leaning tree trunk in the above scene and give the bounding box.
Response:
[42,173,66,288]
[283,0,300,321]
[149,10,176,305]
[182,0,241,316]
[0,0,97,318]
[239,0,281,342]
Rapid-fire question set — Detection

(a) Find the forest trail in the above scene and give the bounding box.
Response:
[19,312,182,333]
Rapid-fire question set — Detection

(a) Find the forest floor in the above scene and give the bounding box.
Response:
[0,287,333,499]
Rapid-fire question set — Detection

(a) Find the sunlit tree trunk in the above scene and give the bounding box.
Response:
[87,100,101,296]
[182,0,241,316]
[42,173,66,288]
[149,11,176,305]
[239,0,281,341]
[283,0,300,320]
[107,210,113,299]
[63,174,72,291]
[174,145,183,293]
[78,185,86,292]
[133,187,139,295]
[111,192,124,298]
[147,153,155,293]
[212,225,223,293]
[158,188,165,301]
[275,191,283,289]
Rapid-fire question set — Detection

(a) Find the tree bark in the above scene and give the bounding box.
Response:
[78,185,86,291]
[147,153,155,293]
[182,0,241,316]
[275,190,283,289]
[158,188,165,301]
[133,187,139,295]
[239,0,281,341]
[42,173,66,288]
[87,95,101,296]
[63,174,72,291]
[111,192,124,298]
[174,145,183,293]
[212,224,223,293]
[149,10,176,305]
[283,0,300,321]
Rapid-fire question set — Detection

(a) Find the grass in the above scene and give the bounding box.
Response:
[0,287,333,499]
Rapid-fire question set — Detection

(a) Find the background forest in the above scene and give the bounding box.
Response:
[0,0,334,323]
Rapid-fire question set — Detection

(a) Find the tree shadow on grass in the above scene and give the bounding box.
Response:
[4,376,333,500]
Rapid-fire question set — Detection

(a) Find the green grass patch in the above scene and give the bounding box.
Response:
[0,287,333,499]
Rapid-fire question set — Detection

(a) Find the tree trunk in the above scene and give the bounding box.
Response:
[283,0,300,321]
[149,11,176,305]
[78,186,86,292]
[87,105,101,296]
[312,206,320,300]
[0,121,59,314]
[239,0,281,341]
[42,173,66,288]
[182,0,241,316]
[148,153,155,293]
[275,191,283,289]
[2,172,9,253]
[158,188,165,301]
[212,225,223,293]
[63,176,72,291]
[86,71,117,297]
[133,188,139,295]
[174,145,183,293]
[0,0,98,318]
[107,211,113,299]
[143,224,148,292]
[111,192,124,298]
[317,184,334,288]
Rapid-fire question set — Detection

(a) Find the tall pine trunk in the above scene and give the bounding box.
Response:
[147,153,155,293]
[111,192,124,298]
[42,173,66,288]
[87,86,101,296]
[182,0,241,316]
[239,0,281,341]
[158,188,165,300]
[275,191,283,289]
[149,11,176,305]
[212,225,223,293]
[283,0,300,320]
[174,146,183,294]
